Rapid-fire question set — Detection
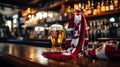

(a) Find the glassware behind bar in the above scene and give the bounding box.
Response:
[49,24,64,52]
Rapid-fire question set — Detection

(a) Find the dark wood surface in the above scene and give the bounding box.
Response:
[0,42,120,67]
[98,38,120,41]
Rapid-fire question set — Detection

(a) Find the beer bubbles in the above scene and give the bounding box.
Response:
[50,24,64,52]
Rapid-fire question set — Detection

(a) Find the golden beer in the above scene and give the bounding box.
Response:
[50,24,64,51]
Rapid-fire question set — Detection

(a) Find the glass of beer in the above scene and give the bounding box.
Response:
[49,24,64,52]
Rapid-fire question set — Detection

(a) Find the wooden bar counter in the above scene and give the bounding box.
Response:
[0,42,120,67]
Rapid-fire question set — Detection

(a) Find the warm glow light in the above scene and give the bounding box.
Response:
[64,23,68,30]
[29,48,35,61]
[21,8,36,17]
[27,8,31,13]
[109,17,115,22]
[34,26,44,31]
[29,18,33,23]
[13,19,17,28]
[12,14,18,19]
[36,12,43,19]
[8,45,13,54]
[39,27,44,31]
[31,15,34,19]
[78,3,81,8]
[48,12,53,18]
[65,0,68,2]
[36,48,48,65]
[42,12,47,18]
[28,14,32,18]
[22,8,31,16]
[35,26,39,31]
[28,14,34,19]
[6,20,12,29]
[74,4,79,10]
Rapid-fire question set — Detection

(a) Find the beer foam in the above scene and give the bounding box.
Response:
[50,24,63,30]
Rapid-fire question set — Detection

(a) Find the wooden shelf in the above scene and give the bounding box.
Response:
[38,0,120,17]
[85,10,120,19]
[25,19,68,27]
[98,38,120,41]
[38,0,80,11]
[35,1,120,28]
[39,1,65,11]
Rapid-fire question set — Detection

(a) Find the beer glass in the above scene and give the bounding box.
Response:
[49,24,64,52]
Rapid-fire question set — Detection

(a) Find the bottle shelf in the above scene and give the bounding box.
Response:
[85,10,120,19]
[38,0,80,11]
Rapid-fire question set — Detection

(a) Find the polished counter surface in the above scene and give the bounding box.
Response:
[0,43,120,67]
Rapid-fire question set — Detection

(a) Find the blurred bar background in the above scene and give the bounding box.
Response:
[0,0,120,66]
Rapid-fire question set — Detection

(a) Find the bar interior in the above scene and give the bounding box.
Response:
[0,0,120,67]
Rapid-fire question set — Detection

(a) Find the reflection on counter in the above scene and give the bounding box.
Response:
[0,43,120,67]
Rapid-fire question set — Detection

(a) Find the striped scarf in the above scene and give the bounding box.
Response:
[85,40,120,60]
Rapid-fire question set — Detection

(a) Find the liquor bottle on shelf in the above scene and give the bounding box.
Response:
[93,1,101,15]
[101,0,106,12]
[114,0,119,10]
[96,22,102,41]
[80,2,86,14]
[88,22,94,42]
[109,23,117,38]
[103,19,109,38]
[66,5,71,13]
[63,5,72,20]
[93,22,97,42]
[86,0,92,15]
[78,3,82,11]
[100,19,109,38]
[90,0,94,15]
[81,3,85,10]
[88,28,93,42]
[84,2,89,15]
[97,2,101,14]
[109,0,114,11]
[100,24,105,38]
[105,0,110,12]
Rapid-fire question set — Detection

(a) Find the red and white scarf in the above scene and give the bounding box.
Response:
[85,40,120,60]
[42,14,88,61]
